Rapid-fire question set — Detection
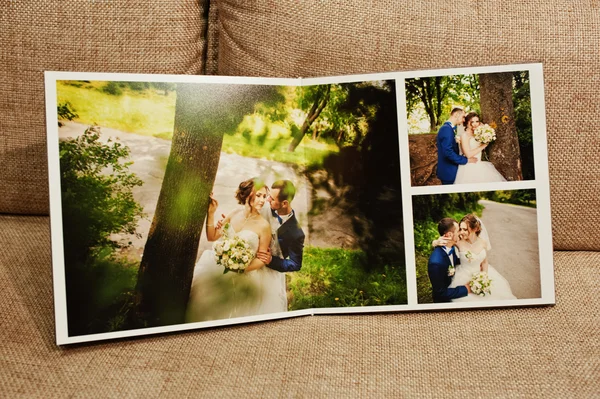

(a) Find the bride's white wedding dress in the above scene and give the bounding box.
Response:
[185,225,287,322]
[449,248,516,302]
[454,137,507,184]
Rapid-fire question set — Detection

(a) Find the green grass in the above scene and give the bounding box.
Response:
[222,133,337,167]
[57,80,176,137]
[287,247,407,310]
[67,249,139,335]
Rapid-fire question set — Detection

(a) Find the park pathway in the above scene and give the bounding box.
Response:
[58,122,309,256]
[479,199,541,299]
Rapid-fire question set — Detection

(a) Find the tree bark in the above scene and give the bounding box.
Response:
[312,124,319,140]
[288,85,331,152]
[479,73,522,181]
[133,83,274,327]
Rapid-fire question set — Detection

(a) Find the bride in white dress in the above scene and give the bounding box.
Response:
[454,112,507,184]
[185,178,287,322]
[447,214,516,302]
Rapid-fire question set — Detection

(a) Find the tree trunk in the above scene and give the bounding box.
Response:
[288,85,331,152]
[312,124,319,140]
[133,83,274,327]
[414,77,445,131]
[479,73,522,181]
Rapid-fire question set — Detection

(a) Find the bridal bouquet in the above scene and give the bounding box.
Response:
[469,272,492,296]
[473,124,497,144]
[213,224,254,274]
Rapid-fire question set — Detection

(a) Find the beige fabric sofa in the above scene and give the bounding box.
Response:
[1,1,598,396]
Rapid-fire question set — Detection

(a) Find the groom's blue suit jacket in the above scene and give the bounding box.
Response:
[428,246,468,302]
[436,122,468,183]
[267,212,305,273]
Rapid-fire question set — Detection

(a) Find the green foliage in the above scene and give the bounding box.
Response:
[102,81,123,96]
[513,72,532,145]
[57,80,176,137]
[412,192,483,223]
[287,247,407,310]
[406,75,480,132]
[482,189,536,207]
[222,131,337,167]
[151,82,177,95]
[59,126,145,335]
[122,81,149,91]
[57,102,78,127]
[60,126,144,256]
[513,71,535,180]
[253,85,290,123]
[66,251,138,334]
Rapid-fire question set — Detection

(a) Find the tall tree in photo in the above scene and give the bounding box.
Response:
[133,83,276,327]
[288,84,331,152]
[480,72,523,180]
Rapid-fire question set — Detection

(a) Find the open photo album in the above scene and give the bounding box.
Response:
[45,63,554,345]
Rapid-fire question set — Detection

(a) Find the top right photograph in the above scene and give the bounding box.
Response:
[406,70,534,186]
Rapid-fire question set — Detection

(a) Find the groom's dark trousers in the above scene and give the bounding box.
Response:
[436,122,468,184]
[428,246,468,302]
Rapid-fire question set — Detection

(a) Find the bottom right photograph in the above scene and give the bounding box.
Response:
[412,189,540,304]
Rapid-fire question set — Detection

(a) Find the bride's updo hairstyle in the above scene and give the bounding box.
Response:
[463,112,480,129]
[461,214,482,236]
[235,177,267,205]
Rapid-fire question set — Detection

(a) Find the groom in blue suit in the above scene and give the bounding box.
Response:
[257,180,305,272]
[436,107,476,184]
[427,218,471,302]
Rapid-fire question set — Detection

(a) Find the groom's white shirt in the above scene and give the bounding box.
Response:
[277,210,293,225]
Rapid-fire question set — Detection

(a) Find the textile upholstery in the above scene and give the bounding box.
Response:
[0,0,598,397]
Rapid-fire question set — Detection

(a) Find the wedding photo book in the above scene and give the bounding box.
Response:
[45,63,554,345]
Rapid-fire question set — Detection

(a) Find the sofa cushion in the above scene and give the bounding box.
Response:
[215,0,600,251]
[0,0,209,215]
[0,215,597,396]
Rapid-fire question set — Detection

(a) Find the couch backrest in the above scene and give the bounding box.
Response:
[212,0,600,251]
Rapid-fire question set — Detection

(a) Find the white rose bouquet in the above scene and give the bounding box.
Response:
[473,124,497,144]
[213,223,255,274]
[469,272,492,296]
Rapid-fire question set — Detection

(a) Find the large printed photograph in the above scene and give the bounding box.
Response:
[50,77,407,342]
